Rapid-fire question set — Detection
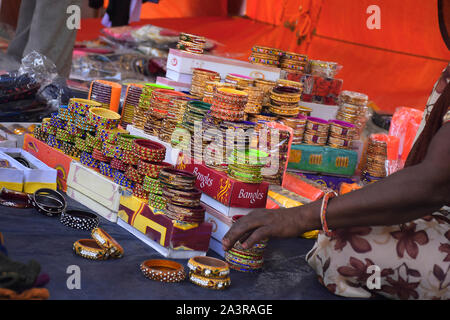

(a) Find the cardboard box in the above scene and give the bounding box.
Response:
[167,49,281,81]
[164,70,193,85]
[201,193,253,217]
[67,187,119,223]
[288,144,358,176]
[22,134,74,191]
[156,76,191,92]
[0,151,25,191]
[0,148,57,193]
[117,219,207,259]
[126,125,182,165]
[67,161,123,222]
[176,154,269,210]
[118,194,212,253]
[297,101,339,120]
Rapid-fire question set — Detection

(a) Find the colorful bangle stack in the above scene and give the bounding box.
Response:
[133,139,166,162]
[56,128,75,143]
[86,133,103,150]
[33,125,47,142]
[210,88,248,122]
[162,187,202,208]
[159,97,190,143]
[269,85,302,117]
[297,105,313,117]
[362,135,388,179]
[328,120,355,149]
[92,148,112,163]
[80,151,99,169]
[87,107,121,130]
[65,122,84,138]
[68,98,102,116]
[303,116,330,146]
[121,84,143,128]
[133,84,174,130]
[140,259,186,283]
[181,101,211,133]
[142,176,162,195]
[61,141,81,158]
[310,59,341,78]
[254,78,276,105]
[73,239,109,260]
[164,203,205,224]
[279,115,306,144]
[187,256,230,290]
[225,215,267,272]
[98,161,114,178]
[159,168,196,190]
[227,149,268,184]
[113,170,134,188]
[42,120,56,135]
[202,81,235,104]
[137,160,172,179]
[74,114,95,132]
[117,134,141,152]
[145,89,186,137]
[336,90,369,140]
[190,68,221,98]
[147,193,166,210]
[102,142,122,159]
[177,33,206,54]
[50,113,66,129]
[280,52,308,72]
[91,227,124,258]
[133,183,149,201]
[110,158,128,171]
[125,165,144,184]
[121,149,138,165]
[75,137,93,153]
[57,106,75,122]
[96,127,129,144]
[249,46,283,67]
[243,86,264,115]
[225,73,254,89]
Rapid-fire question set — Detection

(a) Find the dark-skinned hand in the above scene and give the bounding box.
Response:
[222,206,315,251]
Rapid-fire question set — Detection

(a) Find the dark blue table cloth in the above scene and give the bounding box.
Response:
[0,196,345,300]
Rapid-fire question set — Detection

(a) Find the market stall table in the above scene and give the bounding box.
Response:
[0,196,345,300]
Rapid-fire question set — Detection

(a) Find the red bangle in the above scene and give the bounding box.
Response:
[320,191,337,237]
[125,166,144,184]
[137,160,172,178]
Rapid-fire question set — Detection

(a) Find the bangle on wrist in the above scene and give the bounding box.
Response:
[320,191,337,236]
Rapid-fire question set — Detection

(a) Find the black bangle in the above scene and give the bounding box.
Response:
[60,210,99,231]
[32,188,66,217]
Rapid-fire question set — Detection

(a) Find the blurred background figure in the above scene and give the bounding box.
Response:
[6,0,82,78]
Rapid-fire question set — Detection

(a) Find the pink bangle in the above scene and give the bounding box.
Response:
[320,191,337,237]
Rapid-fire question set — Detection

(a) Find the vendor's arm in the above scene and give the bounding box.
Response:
[223,122,450,251]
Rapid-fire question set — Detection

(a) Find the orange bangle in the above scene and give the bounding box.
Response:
[320,191,337,237]
[140,259,186,283]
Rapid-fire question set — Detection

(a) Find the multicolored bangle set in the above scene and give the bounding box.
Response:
[177,33,206,54]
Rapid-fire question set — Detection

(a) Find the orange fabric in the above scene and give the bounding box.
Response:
[77,0,450,114]
[0,288,50,300]
[104,0,228,18]
[281,172,324,201]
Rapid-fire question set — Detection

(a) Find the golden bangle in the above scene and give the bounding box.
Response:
[91,228,124,258]
[187,256,230,278]
[188,271,231,290]
[73,239,109,260]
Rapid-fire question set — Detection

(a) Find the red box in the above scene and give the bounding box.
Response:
[176,155,269,208]
[118,195,212,252]
[22,134,74,192]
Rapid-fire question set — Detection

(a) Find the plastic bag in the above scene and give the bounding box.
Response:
[388,107,423,168]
